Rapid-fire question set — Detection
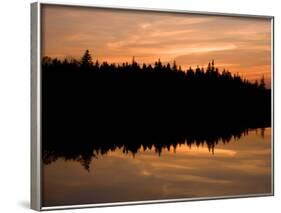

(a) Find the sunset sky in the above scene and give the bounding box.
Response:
[42,5,272,87]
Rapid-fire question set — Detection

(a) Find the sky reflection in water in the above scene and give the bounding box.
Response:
[42,128,272,207]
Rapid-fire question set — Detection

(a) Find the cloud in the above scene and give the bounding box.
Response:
[41,5,272,87]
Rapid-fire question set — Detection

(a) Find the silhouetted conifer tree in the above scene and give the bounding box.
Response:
[172,60,177,72]
[81,49,93,68]
[260,75,266,89]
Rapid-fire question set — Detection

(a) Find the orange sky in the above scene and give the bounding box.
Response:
[42,5,272,87]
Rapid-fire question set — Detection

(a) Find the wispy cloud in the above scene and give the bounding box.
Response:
[42,5,272,87]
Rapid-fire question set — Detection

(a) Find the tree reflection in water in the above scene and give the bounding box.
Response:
[43,127,268,171]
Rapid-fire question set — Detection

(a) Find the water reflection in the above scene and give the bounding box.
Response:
[43,126,254,171]
[42,127,272,207]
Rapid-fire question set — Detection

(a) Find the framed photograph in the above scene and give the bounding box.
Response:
[31,1,274,211]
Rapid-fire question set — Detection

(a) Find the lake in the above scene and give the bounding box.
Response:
[42,127,272,207]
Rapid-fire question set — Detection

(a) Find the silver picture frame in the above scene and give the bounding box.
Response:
[31,1,274,211]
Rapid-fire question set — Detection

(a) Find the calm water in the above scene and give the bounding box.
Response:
[42,128,272,207]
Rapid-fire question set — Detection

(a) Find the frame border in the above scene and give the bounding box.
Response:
[31,1,274,211]
[31,2,42,211]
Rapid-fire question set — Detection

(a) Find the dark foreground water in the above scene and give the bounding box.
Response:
[42,127,272,207]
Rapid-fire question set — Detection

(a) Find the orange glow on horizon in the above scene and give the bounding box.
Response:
[42,5,272,87]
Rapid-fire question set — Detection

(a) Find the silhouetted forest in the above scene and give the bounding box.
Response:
[42,50,271,170]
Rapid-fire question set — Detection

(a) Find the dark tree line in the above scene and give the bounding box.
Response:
[42,50,271,170]
[43,50,266,91]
